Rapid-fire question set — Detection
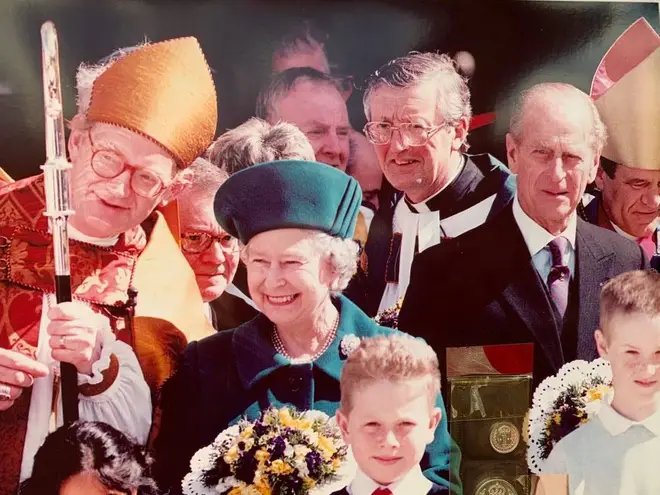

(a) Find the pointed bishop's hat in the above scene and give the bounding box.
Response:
[590,18,660,170]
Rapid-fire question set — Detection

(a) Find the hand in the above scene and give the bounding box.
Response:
[47,301,105,376]
[0,348,49,411]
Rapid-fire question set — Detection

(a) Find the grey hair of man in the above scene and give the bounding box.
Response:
[207,118,315,175]
[508,82,607,155]
[255,67,343,123]
[362,52,472,152]
[241,230,359,294]
[72,42,148,131]
[177,157,229,215]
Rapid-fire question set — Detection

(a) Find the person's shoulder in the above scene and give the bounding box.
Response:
[428,482,450,495]
[577,218,645,262]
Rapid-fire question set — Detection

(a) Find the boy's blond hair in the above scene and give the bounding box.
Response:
[600,269,660,337]
[339,334,441,413]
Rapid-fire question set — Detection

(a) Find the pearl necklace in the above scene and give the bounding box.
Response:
[271,313,340,364]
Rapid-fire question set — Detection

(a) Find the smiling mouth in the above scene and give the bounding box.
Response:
[373,456,402,464]
[635,380,658,387]
[266,294,298,305]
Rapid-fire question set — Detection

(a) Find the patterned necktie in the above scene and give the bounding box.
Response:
[547,236,570,318]
[372,488,393,495]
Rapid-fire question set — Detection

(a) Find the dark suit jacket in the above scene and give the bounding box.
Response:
[399,204,649,397]
[345,154,515,316]
[153,295,461,495]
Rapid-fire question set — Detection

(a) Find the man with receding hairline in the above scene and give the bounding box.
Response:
[400,82,648,392]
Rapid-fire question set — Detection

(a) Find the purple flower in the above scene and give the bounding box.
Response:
[268,436,286,459]
[305,451,323,478]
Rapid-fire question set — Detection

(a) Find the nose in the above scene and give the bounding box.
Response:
[105,169,132,198]
[381,430,400,449]
[319,132,341,158]
[643,363,660,377]
[263,263,284,289]
[640,188,660,210]
[202,241,227,265]
[388,128,409,153]
[549,157,567,182]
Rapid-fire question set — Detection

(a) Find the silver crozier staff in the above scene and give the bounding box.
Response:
[40,21,79,425]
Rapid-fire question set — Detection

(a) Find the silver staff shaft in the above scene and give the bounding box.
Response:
[40,20,79,425]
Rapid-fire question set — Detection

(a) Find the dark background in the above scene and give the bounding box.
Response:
[0,0,658,180]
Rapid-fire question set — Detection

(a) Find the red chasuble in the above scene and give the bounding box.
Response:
[0,174,213,493]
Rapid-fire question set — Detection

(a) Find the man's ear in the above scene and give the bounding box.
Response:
[67,129,87,163]
[594,166,607,191]
[451,117,469,152]
[160,169,193,206]
[505,133,520,174]
[587,153,600,184]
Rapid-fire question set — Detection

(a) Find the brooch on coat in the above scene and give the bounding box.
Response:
[339,334,361,359]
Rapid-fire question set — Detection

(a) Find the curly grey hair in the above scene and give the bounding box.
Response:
[362,52,472,152]
[207,118,315,174]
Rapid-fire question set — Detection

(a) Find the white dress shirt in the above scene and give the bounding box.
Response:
[543,402,660,494]
[512,195,577,285]
[19,226,152,480]
[347,466,432,495]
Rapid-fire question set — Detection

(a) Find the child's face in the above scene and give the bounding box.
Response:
[596,312,660,403]
[336,378,441,485]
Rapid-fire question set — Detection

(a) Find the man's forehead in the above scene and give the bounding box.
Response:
[368,83,437,119]
[615,163,660,180]
[91,123,176,167]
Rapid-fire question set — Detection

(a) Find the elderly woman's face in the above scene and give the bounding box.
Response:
[244,228,332,326]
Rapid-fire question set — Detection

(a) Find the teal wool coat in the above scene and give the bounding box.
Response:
[153,295,462,494]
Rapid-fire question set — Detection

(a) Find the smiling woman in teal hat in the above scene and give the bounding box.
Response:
[152,160,461,495]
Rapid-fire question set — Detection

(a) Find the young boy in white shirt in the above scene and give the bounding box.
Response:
[544,269,660,495]
[334,334,449,495]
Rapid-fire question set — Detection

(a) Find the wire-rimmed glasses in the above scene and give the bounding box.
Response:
[363,121,446,147]
[181,231,239,255]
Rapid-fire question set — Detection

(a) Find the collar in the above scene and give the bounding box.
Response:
[598,402,660,436]
[512,194,577,257]
[233,294,384,389]
[68,223,119,247]
[405,155,466,213]
[610,221,638,241]
[349,466,431,495]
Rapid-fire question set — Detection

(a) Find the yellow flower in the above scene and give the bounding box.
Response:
[241,425,255,439]
[552,412,562,425]
[303,478,316,490]
[269,459,293,475]
[228,488,243,495]
[279,409,295,428]
[224,445,240,464]
[254,471,272,495]
[332,457,342,469]
[255,449,270,462]
[585,384,611,403]
[318,435,337,460]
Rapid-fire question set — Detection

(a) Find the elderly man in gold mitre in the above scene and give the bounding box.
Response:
[0,37,217,492]
[581,17,660,270]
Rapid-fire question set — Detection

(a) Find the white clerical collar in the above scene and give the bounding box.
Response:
[598,402,660,437]
[512,194,577,257]
[610,221,638,242]
[348,465,431,495]
[407,155,465,213]
[67,223,119,247]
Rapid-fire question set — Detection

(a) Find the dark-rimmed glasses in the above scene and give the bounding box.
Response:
[88,129,173,198]
[181,231,239,255]
[363,122,446,147]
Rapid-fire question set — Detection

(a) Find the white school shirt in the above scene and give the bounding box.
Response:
[347,465,432,495]
[543,403,660,495]
[19,226,152,481]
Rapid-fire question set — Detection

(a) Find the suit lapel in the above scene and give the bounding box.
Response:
[497,208,565,371]
[575,219,613,360]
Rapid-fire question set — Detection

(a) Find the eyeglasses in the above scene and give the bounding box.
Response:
[363,122,445,147]
[88,130,172,198]
[181,231,239,255]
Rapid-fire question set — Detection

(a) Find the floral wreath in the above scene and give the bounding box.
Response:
[182,406,356,495]
[526,358,613,473]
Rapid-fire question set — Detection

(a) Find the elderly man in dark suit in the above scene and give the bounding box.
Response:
[399,82,649,393]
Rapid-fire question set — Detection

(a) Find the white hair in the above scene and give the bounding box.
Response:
[73,42,149,129]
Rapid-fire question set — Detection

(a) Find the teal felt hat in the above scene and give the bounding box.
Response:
[214,160,362,244]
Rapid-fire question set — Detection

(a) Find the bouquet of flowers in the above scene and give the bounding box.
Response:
[182,407,355,495]
[526,358,613,473]
[374,298,404,329]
